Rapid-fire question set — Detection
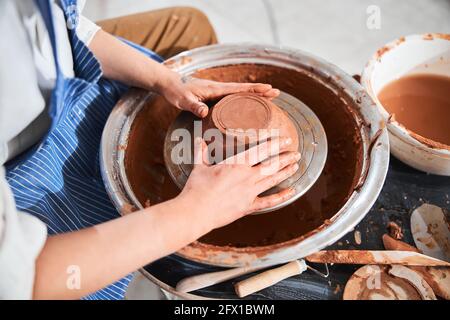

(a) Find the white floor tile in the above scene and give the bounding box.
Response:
[269,0,450,74]
[85,0,450,74]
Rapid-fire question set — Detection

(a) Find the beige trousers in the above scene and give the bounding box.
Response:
[97,7,218,59]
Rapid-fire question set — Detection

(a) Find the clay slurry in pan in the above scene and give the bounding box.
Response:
[163,90,327,214]
[125,64,363,247]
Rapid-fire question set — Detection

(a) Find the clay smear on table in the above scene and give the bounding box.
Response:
[125,64,363,247]
[378,74,450,150]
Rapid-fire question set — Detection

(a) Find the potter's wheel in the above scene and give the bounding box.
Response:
[163,91,327,213]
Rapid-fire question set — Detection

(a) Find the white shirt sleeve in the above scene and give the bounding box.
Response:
[77,15,101,46]
[0,167,47,300]
[76,0,101,46]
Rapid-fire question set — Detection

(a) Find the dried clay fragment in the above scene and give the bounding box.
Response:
[343,265,436,300]
[411,203,450,262]
[387,221,403,240]
[388,265,436,300]
[382,233,450,300]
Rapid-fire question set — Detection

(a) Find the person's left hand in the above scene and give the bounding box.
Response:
[158,76,280,118]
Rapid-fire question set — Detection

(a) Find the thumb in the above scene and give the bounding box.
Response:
[184,99,209,118]
[193,137,209,165]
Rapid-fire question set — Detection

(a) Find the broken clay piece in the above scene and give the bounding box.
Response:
[387,221,403,240]
[411,203,450,262]
[382,232,450,300]
[388,265,436,300]
[416,266,450,300]
[382,234,419,252]
[343,265,436,300]
[354,230,362,245]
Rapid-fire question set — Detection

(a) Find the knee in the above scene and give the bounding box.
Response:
[176,7,217,43]
[177,6,210,22]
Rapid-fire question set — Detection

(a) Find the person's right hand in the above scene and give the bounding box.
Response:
[177,137,301,232]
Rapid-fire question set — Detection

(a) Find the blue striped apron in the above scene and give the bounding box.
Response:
[5,0,163,300]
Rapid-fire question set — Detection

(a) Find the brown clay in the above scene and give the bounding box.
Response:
[387,221,403,240]
[125,63,364,247]
[307,250,450,267]
[202,92,299,155]
[382,234,419,252]
[343,265,435,300]
[378,74,450,150]
[124,95,181,207]
[343,265,422,300]
[382,234,450,300]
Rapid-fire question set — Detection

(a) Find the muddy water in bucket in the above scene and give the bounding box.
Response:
[125,64,363,247]
[378,74,450,148]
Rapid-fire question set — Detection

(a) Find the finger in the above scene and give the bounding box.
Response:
[256,151,301,177]
[236,83,272,93]
[183,98,209,118]
[206,82,277,99]
[255,163,299,194]
[193,137,208,166]
[250,188,295,213]
[222,137,293,166]
[201,138,211,165]
[261,88,280,99]
[237,83,280,99]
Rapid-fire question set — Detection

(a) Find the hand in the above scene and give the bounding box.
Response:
[178,137,300,232]
[158,75,280,118]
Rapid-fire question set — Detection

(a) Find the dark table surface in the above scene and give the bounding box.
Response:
[143,157,450,299]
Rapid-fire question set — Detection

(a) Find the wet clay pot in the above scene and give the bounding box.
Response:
[202,92,299,157]
[100,44,390,267]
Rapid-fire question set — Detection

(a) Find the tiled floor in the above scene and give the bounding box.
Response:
[85,0,450,75]
[83,0,450,299]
